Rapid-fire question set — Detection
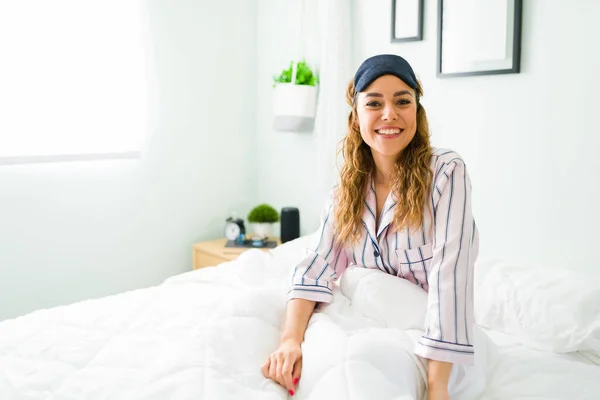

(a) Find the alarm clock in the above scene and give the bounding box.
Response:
[224,217,245,242]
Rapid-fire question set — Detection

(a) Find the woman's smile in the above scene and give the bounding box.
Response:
[375,125,404,138]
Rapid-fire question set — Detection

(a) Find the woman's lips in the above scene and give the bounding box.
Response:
[375,128,404,137]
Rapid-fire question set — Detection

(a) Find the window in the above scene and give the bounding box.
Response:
[0,0,148,164]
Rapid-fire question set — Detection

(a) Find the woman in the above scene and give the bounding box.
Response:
[261,54,480,400]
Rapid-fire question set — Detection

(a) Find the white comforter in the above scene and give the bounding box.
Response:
[1,242,599,400]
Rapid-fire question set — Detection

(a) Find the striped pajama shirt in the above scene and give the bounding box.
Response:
[288,148,479,365]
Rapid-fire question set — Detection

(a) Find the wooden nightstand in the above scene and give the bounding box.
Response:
[192,237,281,270]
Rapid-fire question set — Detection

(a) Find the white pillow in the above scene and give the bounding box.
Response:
[474,260,600,354]
[339,266,428,331]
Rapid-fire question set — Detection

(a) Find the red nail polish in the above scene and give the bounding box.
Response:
[294,378,299,385]
[289,389,295,396]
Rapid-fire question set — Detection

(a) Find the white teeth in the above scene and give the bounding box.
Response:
[377,129,402,135]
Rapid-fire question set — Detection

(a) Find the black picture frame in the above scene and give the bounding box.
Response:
[437,0,523,77]
[391,0,424,42]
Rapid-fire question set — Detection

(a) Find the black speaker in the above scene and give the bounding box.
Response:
[280,207,300,244]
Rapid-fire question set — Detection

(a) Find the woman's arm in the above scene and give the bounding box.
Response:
[287,191,349,304]
[427,360,452,399]
[261,298,316,396]
[263,189,349,395]
[416,154,478,397]
[280,298,316,344]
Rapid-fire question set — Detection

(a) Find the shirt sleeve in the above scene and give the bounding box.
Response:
[287,190,349,304]
[415,159,479,366]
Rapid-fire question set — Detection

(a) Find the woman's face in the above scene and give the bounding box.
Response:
[355,75,418,160]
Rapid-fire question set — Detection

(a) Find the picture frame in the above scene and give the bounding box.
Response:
[391,0,424,42]
[437,0,523,77]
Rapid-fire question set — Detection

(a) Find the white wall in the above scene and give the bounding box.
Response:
[259,0,600,271]
[0,0,258,321]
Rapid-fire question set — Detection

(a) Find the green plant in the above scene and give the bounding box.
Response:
[273,60,319,87]
[247,204,280,223]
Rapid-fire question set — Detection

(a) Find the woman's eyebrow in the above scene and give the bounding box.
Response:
[364,90,413,98]
[394,90,413,97]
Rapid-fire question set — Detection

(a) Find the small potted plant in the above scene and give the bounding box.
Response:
[247,203,279,238]
[272,60,319,132]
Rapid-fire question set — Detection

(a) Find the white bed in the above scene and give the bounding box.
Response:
[1,235,598,400]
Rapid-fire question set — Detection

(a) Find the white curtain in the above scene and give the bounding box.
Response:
[313,0,353,196]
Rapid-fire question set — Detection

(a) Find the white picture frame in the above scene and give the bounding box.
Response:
[391,0,424,42]
[437,0,522,77]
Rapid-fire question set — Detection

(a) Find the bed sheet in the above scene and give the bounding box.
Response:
[476,327,600,399]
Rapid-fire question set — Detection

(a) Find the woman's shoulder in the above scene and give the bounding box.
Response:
[430,147,467,172]
[322,184,341,210]
[325,183,364,214]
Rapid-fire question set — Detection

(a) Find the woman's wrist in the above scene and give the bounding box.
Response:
[279,333,303,346]
[427,359,452,389]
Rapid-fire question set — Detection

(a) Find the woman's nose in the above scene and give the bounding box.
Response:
[381,104,398,120]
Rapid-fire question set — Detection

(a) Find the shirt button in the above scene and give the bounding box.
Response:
[374,250,380,257]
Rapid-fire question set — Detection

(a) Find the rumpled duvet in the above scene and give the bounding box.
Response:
[0,244,484,400]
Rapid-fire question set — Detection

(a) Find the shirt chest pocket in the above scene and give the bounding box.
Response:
[394,242,433,289]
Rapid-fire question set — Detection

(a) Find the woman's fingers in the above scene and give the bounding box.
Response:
[281,355,295,393]
[275,353,286,387]
[269,354,278,382]
[260,357,270,378]
[292,356,302,385]
[261,345,302,394]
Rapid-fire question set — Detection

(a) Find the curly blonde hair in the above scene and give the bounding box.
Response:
[333,79,433,246]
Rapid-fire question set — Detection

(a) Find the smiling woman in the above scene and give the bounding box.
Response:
[263,54,482,399]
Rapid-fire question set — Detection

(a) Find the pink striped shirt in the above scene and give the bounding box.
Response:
[288,148,479,365]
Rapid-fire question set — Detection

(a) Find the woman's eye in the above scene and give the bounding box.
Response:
[366,99,411,107]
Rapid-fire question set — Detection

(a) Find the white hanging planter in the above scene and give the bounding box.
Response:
[273,0,318,133]
[273,83,318,132]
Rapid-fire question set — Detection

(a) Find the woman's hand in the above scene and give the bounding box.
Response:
[261,339,303,396]
[427,385,450,400]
